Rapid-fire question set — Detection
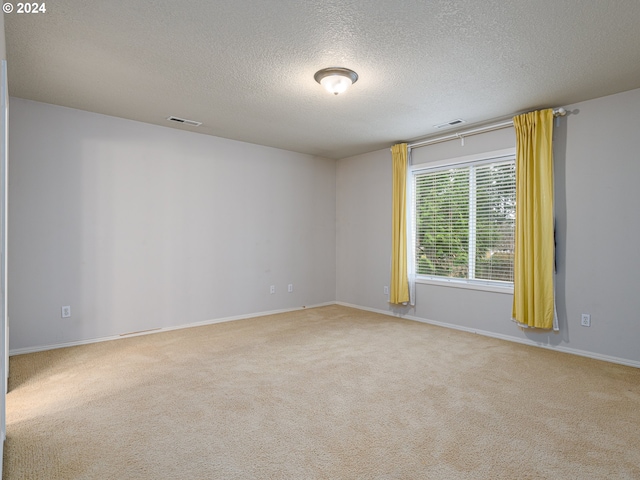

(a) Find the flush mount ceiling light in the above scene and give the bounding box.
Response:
[314,67,358,95]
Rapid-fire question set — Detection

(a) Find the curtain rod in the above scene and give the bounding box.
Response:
[404,107,567,150]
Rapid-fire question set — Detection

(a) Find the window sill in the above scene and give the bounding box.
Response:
[415,277,514,295]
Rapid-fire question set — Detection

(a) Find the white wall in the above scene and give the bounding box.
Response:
[0,7,6,471]
[0,12,4,59]
[9,98,336,351]
[336,148,392,307]
[337,88,640,365]
[9,88,640,365]
[556,88,640,362]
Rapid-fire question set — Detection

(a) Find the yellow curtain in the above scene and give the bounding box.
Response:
[390,143,409,304]
[512,109,556,329]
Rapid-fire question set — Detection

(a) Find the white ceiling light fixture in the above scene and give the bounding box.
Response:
[314,67,358,95]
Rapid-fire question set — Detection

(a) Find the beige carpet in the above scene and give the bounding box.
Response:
[4,305,640,479]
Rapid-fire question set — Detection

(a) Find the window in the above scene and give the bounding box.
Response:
[410,151,516,289]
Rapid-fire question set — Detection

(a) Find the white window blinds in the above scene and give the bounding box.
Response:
[412,156,515,286]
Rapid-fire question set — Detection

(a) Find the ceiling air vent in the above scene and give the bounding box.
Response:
[167,116,202,127]
[434,118,466,129]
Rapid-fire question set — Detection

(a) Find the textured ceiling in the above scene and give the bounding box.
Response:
[5,1,640,159]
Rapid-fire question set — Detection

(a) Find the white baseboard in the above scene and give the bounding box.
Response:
[8,302,336,356]
[336,301,640,369]
[11,301,639,369]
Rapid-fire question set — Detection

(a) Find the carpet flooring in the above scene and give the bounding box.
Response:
[4,305,640,479]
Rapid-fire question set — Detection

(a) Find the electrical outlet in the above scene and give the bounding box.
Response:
[383,286,389,295]
[61,306,71,318]
[287,284,293,293]
[581,313,591,327]
[270,285,275,294]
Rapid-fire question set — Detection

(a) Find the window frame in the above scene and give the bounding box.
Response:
[409,148,516,294]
